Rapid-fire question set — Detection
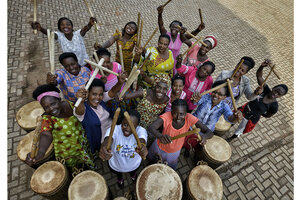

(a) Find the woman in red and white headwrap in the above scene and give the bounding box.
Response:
[182,35,217,67]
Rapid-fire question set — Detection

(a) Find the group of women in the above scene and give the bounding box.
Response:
[25,3,288,190]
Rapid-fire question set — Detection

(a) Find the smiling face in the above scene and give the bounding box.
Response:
[154,82,168,100]
[87,86,104,109]
[197,64,213,79]
[157,37,170,53]
[198,40,212,56]
[268,86,286,100]
[233,64,249,78]
[62,57,80,76]
[40,96,61,117]
[171,105,187,126]
[124,23,137,35]
[211,88,226,105]
[121,115,139,137]
[170,22,181,36]
[59,19,73,35]
[172,79,184,96]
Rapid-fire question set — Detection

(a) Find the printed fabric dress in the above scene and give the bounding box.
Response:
[113,30,137,73]
[41,101,95,170]
[137,89,168,129]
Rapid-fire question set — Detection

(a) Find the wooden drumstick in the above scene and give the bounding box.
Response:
[192,125,202,142]
[124,112,145,160]
[261,64,276,86]
[171,128,201,140]
[75,58,104,107]
[31,116,43,158]
[161,0,172,8]
[182,36,204,57]
[137,19,143,48]
[84,59,120,77]
[175,25,208,47]
[119,70,140,98]
[33,0,37,34]
[128,64,138,82]
[268,63,280,80]
[119,44,125,72]
[199,8,203,24]
[93,52,104,76]
[83,0,98,31]
[142,27,158,49]
[231,59,244,79]
[226,79,240,123]
[137,12,141,41]
[106,108,121,151]
[47,29,55,74]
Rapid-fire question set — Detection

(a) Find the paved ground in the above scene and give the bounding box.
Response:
[7,0,293,199]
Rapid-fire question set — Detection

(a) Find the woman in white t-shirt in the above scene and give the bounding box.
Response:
[31,17,96,69]
[99,110,148,188]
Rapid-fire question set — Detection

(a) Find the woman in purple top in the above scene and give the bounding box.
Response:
[157,5,205,74]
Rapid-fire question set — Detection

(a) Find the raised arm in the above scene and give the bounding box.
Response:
[80,17,96,37]
[147,118,172,144]
[257,59,271,86]
[157,5,167,35]
[185,22,205,39]
[74,88,87,115]
[31,21,58,39]
[179,27,192,47]
[108,72,127,98]
[123,88,144,100]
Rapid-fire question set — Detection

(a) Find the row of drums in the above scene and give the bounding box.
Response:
[16,101,233,200]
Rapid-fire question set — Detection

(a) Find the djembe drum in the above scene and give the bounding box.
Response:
[183,164,223,200]
[214,115,232,136]
[17,130,54,169]
[136,163,182,200]
[194,135,232,169]
[30,161,69,199]
[68,170,109,200]
[16,101,44,131]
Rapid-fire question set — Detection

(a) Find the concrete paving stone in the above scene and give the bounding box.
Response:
[272,194,280,200]
[245,173,255,182]
[9,184,27,196]
[9,195,18,200]
[253,179,264,191]
[227,192,239,200]
[254,187,265,199]
[245,190,257,199]
[271,185,282,198]
[11,166,19,181]
[228,183,239,193]
[19,190,36,199]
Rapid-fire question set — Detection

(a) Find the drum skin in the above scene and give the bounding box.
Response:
[16,101,44,131]
[214,115,232,136]
[17,130,54,168]
[68,170,109,200]
[194,135,232,169]
[30,161,69,198]
[183,165,223,200]
[136,163,182,200]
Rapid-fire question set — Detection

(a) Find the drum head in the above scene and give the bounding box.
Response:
[214,115,231,132]
[30,161,66,194]
[16,101,44,131]
[136,163,182,200]
[17,130,53,161]
[68,170,108,200]
[113,197,127,200]
[188,165,223,200]
[204,135,232,163]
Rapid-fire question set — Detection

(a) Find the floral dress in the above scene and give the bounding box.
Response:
[137,89,168,129]
[41,101,95,170]
[113,30,137,73]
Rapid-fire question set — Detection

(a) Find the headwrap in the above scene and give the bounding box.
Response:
[37,91,60,102]
[153,73,171,88]
[204,35,217,49]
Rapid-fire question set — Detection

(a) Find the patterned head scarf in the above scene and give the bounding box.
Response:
[204,35,217,49]
[153,73,171,88]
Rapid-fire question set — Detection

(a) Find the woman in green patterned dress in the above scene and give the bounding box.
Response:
[25,84,95,171]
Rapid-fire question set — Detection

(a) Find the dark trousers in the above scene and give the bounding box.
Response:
[108,165,139,180]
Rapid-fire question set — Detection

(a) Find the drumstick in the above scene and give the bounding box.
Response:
[231,59,244,79]
[261,64,276,86]
[93,52,104,76]
[161,0,172,8]
[119,70,140,98]
[137,12,141,42]
[142,27,158,49]
[171,128,201,140]
[119,44,125,72]
[138,52,152,70]
[192,125,202,142]
[33,0,37,34]
[84,59,120,77]
[191,80,233,100]
[124,112,145,160]
[128,64,138,82]
[226,79,240,123]
[106,108,121,151]
[175,25,208,47]
[75,58,104,107]
[137,19,143,48]
[31,116,43,158]
[182,36,204,57]
[199,8,203,24]
[50,31,55,74]
[83,0,98,31]
[268,63,280,80]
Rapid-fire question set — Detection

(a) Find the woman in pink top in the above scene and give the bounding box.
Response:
[176,54,215,112]
[182,35,217,67]
[165,74,186,113]
[147,99,212,170]
[91,48,122,91]
[157,5,205,73]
